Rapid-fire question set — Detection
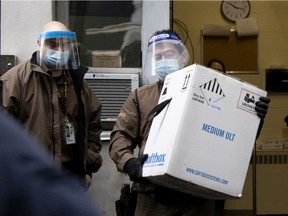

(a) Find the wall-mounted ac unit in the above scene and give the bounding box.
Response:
[85,67,140,133]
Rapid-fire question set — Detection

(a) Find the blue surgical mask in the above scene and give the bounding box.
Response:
[155,59,180,81]
[43,49,70,68]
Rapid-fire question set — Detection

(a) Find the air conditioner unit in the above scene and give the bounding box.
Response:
[84,67,140,134]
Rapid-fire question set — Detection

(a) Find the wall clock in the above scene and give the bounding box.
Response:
[221,0,250,22]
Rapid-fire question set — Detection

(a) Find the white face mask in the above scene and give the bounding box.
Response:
[155,59,180,81]
[43,49,70,68]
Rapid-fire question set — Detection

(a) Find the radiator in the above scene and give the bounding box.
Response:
[225,151,288,214]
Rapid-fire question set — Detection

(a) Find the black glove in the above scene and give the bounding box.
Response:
[255,96,270,139]
[124,154,148,183]
[255,96,270,119]
[285,115,288,127]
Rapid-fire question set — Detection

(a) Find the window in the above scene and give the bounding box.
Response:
[56,1,142,68]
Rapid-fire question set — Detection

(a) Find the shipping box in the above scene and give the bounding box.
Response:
[142,64,267,200]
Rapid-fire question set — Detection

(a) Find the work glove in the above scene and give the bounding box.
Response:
[285,115,288,127]
[124,154,149,183]
[255,96,270,139]
[255,96,270,119]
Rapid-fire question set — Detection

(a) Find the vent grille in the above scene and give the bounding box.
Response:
[250,153,288,165]
[256,154,288,165]
[86,78,132,121]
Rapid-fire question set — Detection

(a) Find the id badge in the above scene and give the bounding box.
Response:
[64,116,76,145]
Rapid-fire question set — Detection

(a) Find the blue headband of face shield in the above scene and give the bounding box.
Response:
[39,31,76,40]
[148,33,181,47]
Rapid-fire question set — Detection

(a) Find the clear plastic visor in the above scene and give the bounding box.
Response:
[142,35,189,85]
[39,31,80,70]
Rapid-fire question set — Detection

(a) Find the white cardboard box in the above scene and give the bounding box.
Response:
[143,64,267,200]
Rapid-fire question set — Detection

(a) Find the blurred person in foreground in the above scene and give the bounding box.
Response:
[0,111,101,216]
[0,21,103,190]
[109,29,270,216]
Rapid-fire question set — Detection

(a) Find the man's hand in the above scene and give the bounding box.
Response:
[255,96,271,139]
[285,115,288,127]
[255,96,270,119]
[124,154,149,183]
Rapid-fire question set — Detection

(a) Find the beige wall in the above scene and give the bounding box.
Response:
[173,1,288,144]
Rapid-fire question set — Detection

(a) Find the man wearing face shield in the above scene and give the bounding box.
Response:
[39,30,80,70]
[142,31,189,85]
[0,21,103,190]
[110,30,270,216]
[110,30,215,215]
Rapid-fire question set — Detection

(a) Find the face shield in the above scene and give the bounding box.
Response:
[39,31,80,70]
[142,33,190,85]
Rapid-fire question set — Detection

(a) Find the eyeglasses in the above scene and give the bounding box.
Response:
[155,49,178,61]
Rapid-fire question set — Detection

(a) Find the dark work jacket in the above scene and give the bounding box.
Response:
[1,52,103,177]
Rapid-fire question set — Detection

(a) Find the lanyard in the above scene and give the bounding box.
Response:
[56,70,68,115]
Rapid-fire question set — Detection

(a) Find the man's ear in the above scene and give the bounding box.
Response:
[37,39,41,47]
